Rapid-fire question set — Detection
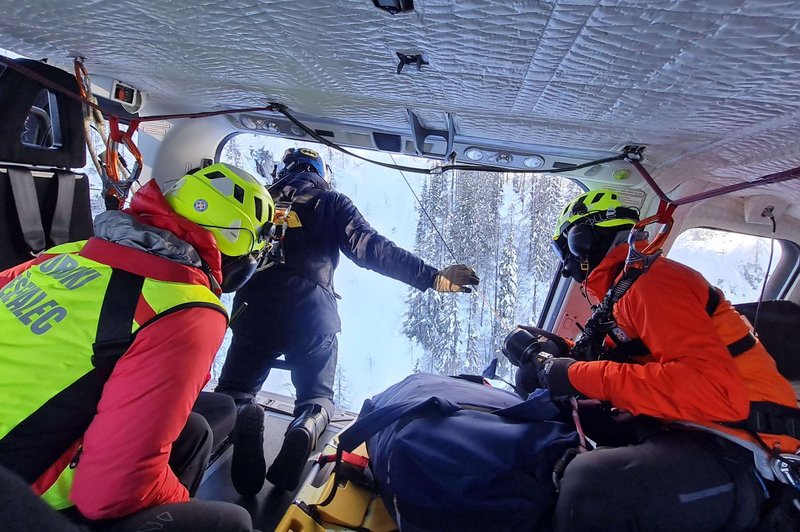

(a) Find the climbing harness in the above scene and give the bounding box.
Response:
[569,203,675,361]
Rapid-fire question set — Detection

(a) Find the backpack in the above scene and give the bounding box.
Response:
[337,373,580,532]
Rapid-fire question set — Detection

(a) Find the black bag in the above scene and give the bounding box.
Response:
[338,373,580,531]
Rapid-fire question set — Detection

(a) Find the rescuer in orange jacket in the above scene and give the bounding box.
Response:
[505,189,800,531]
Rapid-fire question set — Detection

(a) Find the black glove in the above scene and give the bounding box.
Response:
[536,354,580,397]
[433,264,480,293]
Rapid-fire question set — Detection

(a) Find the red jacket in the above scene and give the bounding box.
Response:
[567,243,799,451]
[1,181,228,519]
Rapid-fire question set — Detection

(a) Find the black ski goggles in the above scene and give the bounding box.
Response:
[551,236,570,262]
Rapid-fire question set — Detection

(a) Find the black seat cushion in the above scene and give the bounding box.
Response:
[735,300,800,381]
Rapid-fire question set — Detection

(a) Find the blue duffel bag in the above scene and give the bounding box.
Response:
[337,373,580,532]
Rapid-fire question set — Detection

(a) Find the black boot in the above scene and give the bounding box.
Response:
[266,404,329,491]
[231,403,266,497]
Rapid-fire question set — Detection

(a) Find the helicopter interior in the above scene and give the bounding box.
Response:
[2,1,800,530]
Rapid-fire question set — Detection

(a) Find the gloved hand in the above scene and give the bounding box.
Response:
[536,354,580,397]
[433,264,480,293]
[503,327,579,397]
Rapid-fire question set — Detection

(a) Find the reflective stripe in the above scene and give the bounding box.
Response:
[40,464,75,510]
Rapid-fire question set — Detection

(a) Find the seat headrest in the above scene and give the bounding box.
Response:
[0,58,85,168]
[735,300,800,381]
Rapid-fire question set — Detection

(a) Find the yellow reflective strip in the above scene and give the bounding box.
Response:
[43,240,87,255]
[140,279,225,316]
[41,465,76,510]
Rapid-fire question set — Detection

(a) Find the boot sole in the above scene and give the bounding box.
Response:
[231,404,266,497]
[266,426,312,491]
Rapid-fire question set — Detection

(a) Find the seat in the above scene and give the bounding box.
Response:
[734,300,800,382]
[0,58,93,270]
[193,391,237,456]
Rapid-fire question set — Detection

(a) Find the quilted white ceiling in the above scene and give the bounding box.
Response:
[2,0,800,205]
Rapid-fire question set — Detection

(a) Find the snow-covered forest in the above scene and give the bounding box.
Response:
[401,169,581,381]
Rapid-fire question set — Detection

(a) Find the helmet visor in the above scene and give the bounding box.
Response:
[550,237,570,262]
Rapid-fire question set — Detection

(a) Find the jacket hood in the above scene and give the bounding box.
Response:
[118,180,223,286]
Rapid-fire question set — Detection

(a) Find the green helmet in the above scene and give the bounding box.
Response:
[553,189,638,241]
[164,163,275,257]
[552,189,639,281]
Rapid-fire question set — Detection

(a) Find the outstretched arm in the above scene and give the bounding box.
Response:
[332,192,439,290]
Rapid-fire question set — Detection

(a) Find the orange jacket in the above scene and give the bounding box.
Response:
[567,243,799,452]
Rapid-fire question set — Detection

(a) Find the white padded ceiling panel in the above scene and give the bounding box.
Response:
[3,0,800,213]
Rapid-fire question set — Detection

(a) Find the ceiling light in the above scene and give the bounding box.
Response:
[495,152,512,165]
[464,147,484,161]
[240,116,258,129]
[523,155,545,169]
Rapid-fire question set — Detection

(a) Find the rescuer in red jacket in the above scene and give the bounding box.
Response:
[505,189,800,531]
[0,163,273,531]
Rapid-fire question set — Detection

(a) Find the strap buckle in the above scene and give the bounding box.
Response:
[771,454,800,487]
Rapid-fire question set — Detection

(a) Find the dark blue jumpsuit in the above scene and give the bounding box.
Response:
[216,172,438,417]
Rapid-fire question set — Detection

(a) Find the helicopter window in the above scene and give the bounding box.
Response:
[19,89,59,149]
[668,228,795,304]
[214,133,582,409]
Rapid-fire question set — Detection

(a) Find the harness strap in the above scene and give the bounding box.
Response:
[50,171,76,246]
[723,402,800,439]
[7,167,47,254]
[91,269,145,370]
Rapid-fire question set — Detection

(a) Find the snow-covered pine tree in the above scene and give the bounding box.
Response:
[222,137,245,168]
[496,216,519,379]
[249,146,274,183]
[333,363,353,411]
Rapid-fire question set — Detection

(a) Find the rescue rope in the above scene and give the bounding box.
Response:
[388,154,512,332]
[274,103,627,177]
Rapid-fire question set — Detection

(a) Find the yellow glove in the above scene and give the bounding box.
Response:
[433,265,480,293]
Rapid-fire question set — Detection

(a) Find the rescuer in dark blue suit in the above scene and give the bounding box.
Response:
[216,148,479,495]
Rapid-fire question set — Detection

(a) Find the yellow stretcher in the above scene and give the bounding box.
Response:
[275,432,397,532]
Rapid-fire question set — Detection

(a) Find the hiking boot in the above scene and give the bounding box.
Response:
[266,404,329,491]
[231,403,266,497]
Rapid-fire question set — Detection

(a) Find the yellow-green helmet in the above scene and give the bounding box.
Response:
[553,189,638,241]
[164,163,275,257]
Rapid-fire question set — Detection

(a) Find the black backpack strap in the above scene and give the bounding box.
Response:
[91,269,145,370]
[7,167,46,254]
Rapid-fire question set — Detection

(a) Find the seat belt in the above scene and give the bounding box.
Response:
[7,167,47,254]
[50,171,76,246]
[7,168,77,254]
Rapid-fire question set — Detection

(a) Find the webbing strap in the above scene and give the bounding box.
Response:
[50,171,75,245]
[91,269,145,370]
[723,402,800,439]
[7,167,46,253]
